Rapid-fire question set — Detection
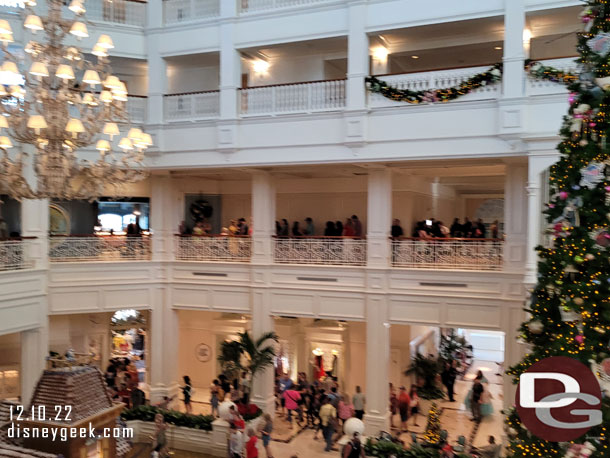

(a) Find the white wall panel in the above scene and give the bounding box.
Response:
[318,294,365,320]
[446,302,502,329]
[389,296,442,325]
[270,291,316,317]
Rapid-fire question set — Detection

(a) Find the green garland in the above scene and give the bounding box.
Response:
[121,406,214,431]
[366,61,576,104]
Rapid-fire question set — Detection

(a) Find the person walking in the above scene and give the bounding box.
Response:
[470,376,484,422]
[342,432,366,458]
[319,396,337,452]
[210,379,221,417]
[389,384,398,429]
[337,394,354,426]
[441,361,457,402]
[152,413,169,458]
[283,386,302,425]
[352,386,365,420]
[408,386,420,427]
[397,386,411,433]
[182,375,193,414]
[240,371,251,405]
[229,423,244,458]
[260,413,274,458]
[246,428,259,458]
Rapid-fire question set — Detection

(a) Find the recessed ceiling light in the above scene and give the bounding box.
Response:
[411,55,419,59]
[495,46,502,50]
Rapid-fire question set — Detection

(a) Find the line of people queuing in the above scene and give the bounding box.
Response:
[275,216,364,238]
[411,218,500,240]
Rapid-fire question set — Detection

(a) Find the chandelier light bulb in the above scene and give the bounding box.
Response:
[140,133,153,147]
[27,115,48,134]
[9,85,24,97]
[95,139,110,152]
[96,34,114,49]
[0,116,8,129]
[68,0,86,15]
[82,93,98,106]
[100,90,113,104]
[114,81,128,96]
[0,33,14,44]
[24,15,44,32]
[127,127,142,141]
[24,41,36,54]
[0,136,13,149]
[64,46,81,61]
[118,137,133,151]
[112,91,128,102]
[69,22,88,39]
[92,45,108,58]
[103,122,120,139]
[29,62,49,78]
[103,75,122,90]
[65,118,85,138]
[56,64,75,80]
[0,20,12,35]
[82,70,101,86]
[2,61,20,78]
[24,0,36,5]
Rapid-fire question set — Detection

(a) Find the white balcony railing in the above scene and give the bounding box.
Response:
[368,66,501,108]
[240,79,346,116]
[164,91,220,122]
[175,236,252,262]
[0,239,35,272]
[240,0,334,13]
[526,57,577,96]
[49,236,151,262]
[127,96,147,124]
[163,0,220,24]
[391,239,504,271]
[274,237,366,266]
[86,0,146,27]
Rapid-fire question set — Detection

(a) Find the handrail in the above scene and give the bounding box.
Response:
[0,236,37,241]
[372,64,498,79]
[174,234,251,238]
[274,235,364,239]
[240,78,347,90]
[392,237,503,242]
[49,234,151,237]
[164,89,220,97]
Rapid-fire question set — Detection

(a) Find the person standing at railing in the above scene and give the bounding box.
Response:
[342,219,355,237]
[278,219,289,236]
[450,218,462,237]
[0,218,7,239]
[334,220,343,236]
[304,217,315,236]
[391,219,404,239]
[292,221,303,236]
[324,221,336,236]
[490,220,499,239]
[475,218,487,239]
[351,215,362,238]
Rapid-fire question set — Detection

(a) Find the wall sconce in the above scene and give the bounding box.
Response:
[252,59,270,75]
[372,46,389,62]
[522,28,532,43]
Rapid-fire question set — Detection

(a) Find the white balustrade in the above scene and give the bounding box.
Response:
[274,237,366,266]
[86,0,146,27]
[526,57,578,96]
[0,239,34,271]
[240,0,335,13]
[175,236,252,262]
[127,96,147,124]
[391,239,504,271]
[49,236,151,262]
[164,92,220,122]
[240,79,346,116]
[163,0,220,24]
[368,66,501,108]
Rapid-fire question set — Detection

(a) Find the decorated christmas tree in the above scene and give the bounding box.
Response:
[423,403,443,445]
[505,1,610,456]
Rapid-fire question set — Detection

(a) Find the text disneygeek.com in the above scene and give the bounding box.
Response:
[8,424,134,442]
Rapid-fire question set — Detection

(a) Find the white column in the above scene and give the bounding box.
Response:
[21,327,48,405]
[504,162,528,272]
[346,0,368,111]
[367,168,392,268]
[150,174,177,262]
[363,295,390,435]
[250,290,276,415]
[149,287,179,405]
[146,0,163,28]
[146,33,167,126]
[21,199,49,270]
[219,1,240,120]
[525,152,559,284]
[251,172,275,264]
[502,0,526,99]
[502,304,526,410]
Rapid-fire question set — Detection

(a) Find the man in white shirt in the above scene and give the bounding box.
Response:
[352,385,366,420]
[229,423,243,458]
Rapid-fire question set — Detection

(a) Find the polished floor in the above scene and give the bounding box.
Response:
[181,361,505,457]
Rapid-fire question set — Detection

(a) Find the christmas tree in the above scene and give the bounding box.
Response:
[505,1,610,456]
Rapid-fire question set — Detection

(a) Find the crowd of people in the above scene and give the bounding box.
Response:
[104,357,146,409]
[275,215,364,238]
[410,218,500,240]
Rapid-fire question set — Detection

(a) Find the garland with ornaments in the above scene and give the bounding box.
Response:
[365,60,575,104]
[505,1,610,457]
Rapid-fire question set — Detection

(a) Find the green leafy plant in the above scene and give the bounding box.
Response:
[405,353,445,400]
[217,331,279,385]
[121,406,214,431]
[218,339,243,380]
[364,438,470,458]
[438,329,468,364]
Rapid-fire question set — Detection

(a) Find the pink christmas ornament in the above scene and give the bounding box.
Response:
[575,334,584,344]
[560,191,569,200]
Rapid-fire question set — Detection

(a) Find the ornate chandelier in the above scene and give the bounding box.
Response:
[0,0,150,200]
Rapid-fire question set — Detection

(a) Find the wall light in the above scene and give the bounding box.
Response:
[372,46,389,61]
[411,55,420,59]
[252,59,270,75]
[523,28,532,43]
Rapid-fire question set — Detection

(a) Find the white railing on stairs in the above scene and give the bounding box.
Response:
[240,79,346,116]
[164,91,220,122]
[368,65,501,108]
[163,0,220,24]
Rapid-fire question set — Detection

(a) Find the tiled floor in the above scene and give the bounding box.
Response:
[168,361,505,457]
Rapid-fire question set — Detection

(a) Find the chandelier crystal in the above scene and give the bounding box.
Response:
[0,0,150,200]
